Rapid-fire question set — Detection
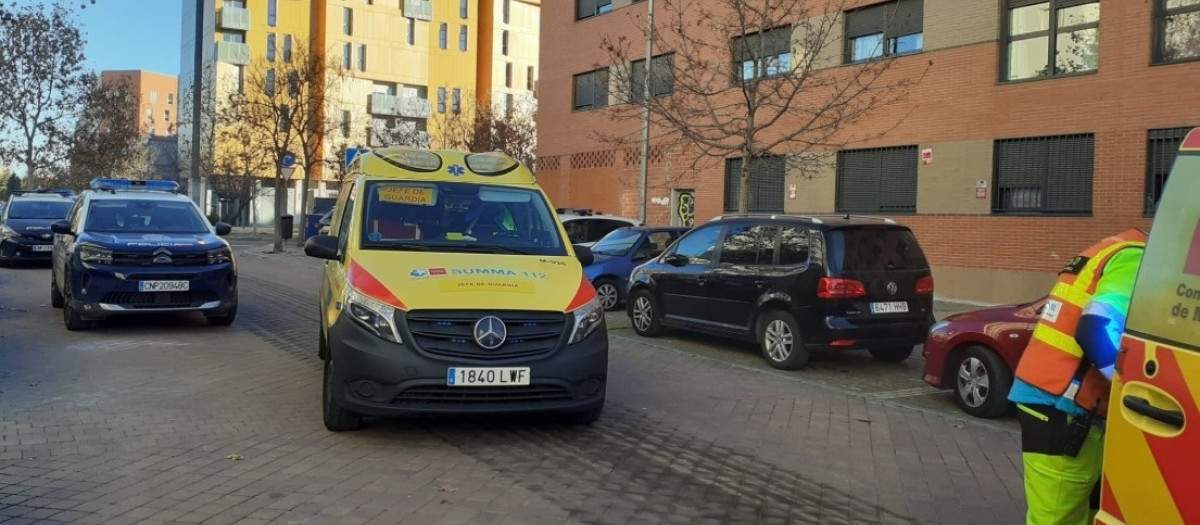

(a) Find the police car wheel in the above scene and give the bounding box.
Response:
[323,357,363,432]
[953,345,1014,419]
[50,277,63,308]
[62,288,91,332]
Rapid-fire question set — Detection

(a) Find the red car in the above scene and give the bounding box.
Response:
[921,297,1046,418]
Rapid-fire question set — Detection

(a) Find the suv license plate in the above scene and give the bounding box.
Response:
[31,245,52,252]
[139,280,189,292]
[870,302,909,314]
[447,367,530,387]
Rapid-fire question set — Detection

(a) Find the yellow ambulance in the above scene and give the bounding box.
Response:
[304,148,607,431]
[1095,128,1200,524]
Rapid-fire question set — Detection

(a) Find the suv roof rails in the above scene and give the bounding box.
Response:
[710,213,827,224]
[88,178,180,194]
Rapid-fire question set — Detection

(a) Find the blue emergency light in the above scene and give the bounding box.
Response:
[12,189,75,197]
[89,179,180,193]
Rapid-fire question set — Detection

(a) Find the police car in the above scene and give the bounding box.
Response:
[49,179,238,330]
[0,189,75,267]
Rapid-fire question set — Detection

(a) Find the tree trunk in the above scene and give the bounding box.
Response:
[273,167,284,253]
[738,155,754,213]
[297,164,311,247]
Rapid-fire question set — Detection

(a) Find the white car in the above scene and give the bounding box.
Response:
[558,210,641,247]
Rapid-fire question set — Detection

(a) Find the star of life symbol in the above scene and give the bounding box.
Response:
[448,164,466,177]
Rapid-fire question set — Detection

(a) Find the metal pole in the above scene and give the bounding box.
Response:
[637,0,654,224]
[190,0,203,204]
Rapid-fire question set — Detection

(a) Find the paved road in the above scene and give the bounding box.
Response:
[0,244,1025,524]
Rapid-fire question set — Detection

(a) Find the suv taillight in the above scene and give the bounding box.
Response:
[916,276,934,295]
[817,277,866,299]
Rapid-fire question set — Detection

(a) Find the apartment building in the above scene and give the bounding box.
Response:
[99,70,179,137]
[536,0,1200,304]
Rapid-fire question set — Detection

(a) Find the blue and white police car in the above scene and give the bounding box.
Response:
[1,189,75,267]
[50,179,238,330]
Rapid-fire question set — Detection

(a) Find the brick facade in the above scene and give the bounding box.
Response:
[537,0,1198,303]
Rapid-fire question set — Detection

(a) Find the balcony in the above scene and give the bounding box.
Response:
[369,93,432,119]
[216,42,251,65]
[403,0,433,21]
[219,6,251,31]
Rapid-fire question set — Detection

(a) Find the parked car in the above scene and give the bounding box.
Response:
[1,189,75,267]
[626,213,936,369]
[922,297,1045,418]
[317,209,333,235]
[585,226,690,310]
[557,208,641,247]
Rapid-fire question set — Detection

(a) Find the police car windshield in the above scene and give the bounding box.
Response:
[84,200,210,234]
[7,200,72,220]
[360,181,567,256]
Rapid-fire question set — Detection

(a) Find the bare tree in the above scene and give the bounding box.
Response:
[65,77,152,189]
[598,0,929,212]
[406,92,537,168]
[0,1,94,180]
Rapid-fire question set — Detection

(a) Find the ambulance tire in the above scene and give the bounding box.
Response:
[323,357,364,431]
[953,345,1014,419]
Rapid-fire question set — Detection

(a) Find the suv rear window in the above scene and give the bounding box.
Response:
[826,227,928,272]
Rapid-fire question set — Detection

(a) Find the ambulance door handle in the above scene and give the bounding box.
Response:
[1123,395,1184,428]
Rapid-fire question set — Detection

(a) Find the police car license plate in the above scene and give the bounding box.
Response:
[139,280,189,292]
[447,367,530,387]
[31,245,52,252]
[870,302,909,314]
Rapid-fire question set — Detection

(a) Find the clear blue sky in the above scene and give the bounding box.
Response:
[73,0,182,76]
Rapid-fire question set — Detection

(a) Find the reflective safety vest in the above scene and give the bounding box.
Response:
[1013,229,1147,418]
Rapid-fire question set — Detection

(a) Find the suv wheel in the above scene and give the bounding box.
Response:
[868,345,913,363]
[595,279,621,311]
[50,276,64,308]
[62,279,92,331]
[629,289,664,337]
[953,345,1014,419]
[323,357,363,431]
[759,311,809,370]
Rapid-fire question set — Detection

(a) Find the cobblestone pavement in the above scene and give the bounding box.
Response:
[0,245,1025,524]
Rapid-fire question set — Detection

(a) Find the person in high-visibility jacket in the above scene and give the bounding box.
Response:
[1007,229,1147,525]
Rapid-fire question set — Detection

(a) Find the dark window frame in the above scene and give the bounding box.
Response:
[407,17,415,45]
[452,88,462,113]
[732,27,793,82]
[572,68,609,111]
[266,33,276,62]
[283,34,293,62]
[459,25,468,51]
[629,53,675,102]
[992,133,1094,216]
[437,87,447,114]
[576,0,613,21]
[1154,0,1200,64]
[439,23,448,50]
[343,7,354,36]
[460,0,469,19]
[267,0,277,27]
[342,42,352,69]
[1000,0,1100,83]
[844,0,925,64]
[723,156,786,213]
[835,145,919,214]
[1145,126,1195,216]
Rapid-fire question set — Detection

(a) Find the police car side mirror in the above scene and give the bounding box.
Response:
[50,220,73,236]
[304,235,339,260]
[573,244,594,266]
[214,222,232,236]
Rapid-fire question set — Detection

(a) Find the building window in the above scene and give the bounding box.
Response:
[460,0,468,19]
[505,63,513,88]
[1003,0,1099,82]
[234,65,245,94]
[629,53,674,102]
[226,0,245,7]
[526,66,534,90]
[437,87,446,113]
[845,0,924,63]
[266,33,276,61]
[501,30,509,55]
[267,0,277,27]
[459,25,468,51]
[439,23,448,49]
[452,88,462,113]
[283,34,293,62]
[503,0,511,23]
[1155,0,1200,63]
[572,69,609,110]
[265,68,277,96]
[724,156,785,213]
[836,146,918,213]
[149,91,158,104]
[505,93,514,117]
[734,27,791,81]
[993,134,1094,214]
[280,104,290,132]
[577,0,612,20]
[341,110,352,137]
[343,7,353,36]
[167,93,173,105]
[358,44,367,71]
[342,42,352,69]
[222,31,246,43]
[163,109,170,122]
[1146,127,1194,216]
[287,70,300,98]
[407,17,415,45]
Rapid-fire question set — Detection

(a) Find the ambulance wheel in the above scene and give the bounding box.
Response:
[323,357,363,432]
[953,345,1013,419]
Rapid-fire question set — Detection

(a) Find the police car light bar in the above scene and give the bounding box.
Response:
[89,179,180,193]
[12,189,75,197]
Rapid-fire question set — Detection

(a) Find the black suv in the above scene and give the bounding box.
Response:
[0,190,75,267]
[625,214,935,369]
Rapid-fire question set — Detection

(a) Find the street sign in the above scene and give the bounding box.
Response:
[281,166,296,180]
[345,148,368,170]
[282,153,296,168]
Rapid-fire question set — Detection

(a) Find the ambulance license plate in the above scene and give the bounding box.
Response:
[870,302,909,314]
[139,280,189,292]
[447,367,530,386]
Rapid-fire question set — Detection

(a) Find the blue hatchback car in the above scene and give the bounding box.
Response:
[584,226,689,310]
[50,179,238,331]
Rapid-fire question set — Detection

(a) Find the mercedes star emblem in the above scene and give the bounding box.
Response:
[473,315,507,350]
[886,281,898,295]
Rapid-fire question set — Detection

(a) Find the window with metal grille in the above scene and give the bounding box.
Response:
[844,0,924,63]
[724,156,785,213]
[1154,0,1200,64]
[1002,0,1099,82]
[572,69,608,110]
[993,134,1093,215]
[836,145,918,213]
[1146,127,1194,216]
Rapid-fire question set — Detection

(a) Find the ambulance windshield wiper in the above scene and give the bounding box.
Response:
[425,243,531,255]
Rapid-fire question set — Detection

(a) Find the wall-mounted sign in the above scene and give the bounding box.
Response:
[921,148,933,165]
